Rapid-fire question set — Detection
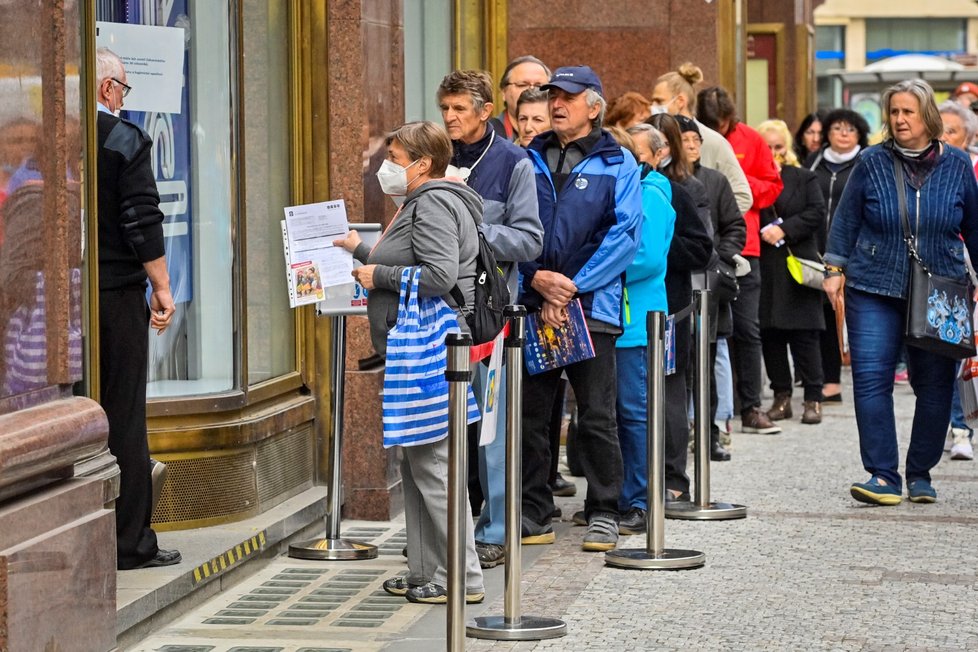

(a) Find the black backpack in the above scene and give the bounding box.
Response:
[451,228,510,344]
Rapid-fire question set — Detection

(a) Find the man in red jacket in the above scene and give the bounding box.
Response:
[697,85,784,434]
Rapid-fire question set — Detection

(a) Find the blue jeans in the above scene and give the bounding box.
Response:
[715,337,734,420]
[847,288,957,490]
[473,363,507,545]
[616,347,648,510]
[950,379,972,433]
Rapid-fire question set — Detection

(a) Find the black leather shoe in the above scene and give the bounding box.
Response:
[665,491,691,504]
[550,473,577,497]
[711,440,731,462]
[618,507,647,535]
[126,548,182,570]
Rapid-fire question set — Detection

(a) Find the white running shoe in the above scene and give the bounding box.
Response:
[950,427,974,461]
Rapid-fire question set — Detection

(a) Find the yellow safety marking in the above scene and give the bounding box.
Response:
[191,529,268,586]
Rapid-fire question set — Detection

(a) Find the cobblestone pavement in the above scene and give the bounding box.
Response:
[132,373,978,651]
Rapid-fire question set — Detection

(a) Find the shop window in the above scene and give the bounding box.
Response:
[243,0,295,384]
[96,1,237,398]
[404,0,453,122]
[815,25,845,109]
[866,18,966,62]
[0,1,84,402]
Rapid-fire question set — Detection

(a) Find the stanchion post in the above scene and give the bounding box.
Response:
[468,307,567,641]
[290,314,378,560]
[665,290,747,521]
[446,333,472,652]
[605,311,704,570]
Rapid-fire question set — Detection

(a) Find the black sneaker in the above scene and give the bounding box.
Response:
[618,507,647,535]
[520,517,555,544]
[475,542,505,569]
[125,548,182,570]
[571,510,587,526]
[404,582,484,604]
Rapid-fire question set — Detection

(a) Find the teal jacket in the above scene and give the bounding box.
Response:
[618,170,675,348]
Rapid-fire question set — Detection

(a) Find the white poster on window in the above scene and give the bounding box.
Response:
[95,22,186,114]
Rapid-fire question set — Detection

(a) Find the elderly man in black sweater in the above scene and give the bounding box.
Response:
[95,47,180,570]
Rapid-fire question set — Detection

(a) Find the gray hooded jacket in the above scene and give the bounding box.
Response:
[354,179,482,356]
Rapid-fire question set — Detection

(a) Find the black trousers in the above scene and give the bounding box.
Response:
[666,316,691,495]
[100,287,158,569]
[761,328,824,402]
[820,301,842,385]
[730,257,763,413]
[521,333,622,525]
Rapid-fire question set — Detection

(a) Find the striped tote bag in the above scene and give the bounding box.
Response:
[382,267,480,448]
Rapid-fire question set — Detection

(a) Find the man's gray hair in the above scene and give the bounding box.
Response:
[938,99,978,144]
[626,123,666,152]
[585,88,606,128]
[96,47,124,85]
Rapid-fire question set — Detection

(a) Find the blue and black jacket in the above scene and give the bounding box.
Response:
[519,129,643,328]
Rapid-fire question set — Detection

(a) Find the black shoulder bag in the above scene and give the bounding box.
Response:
[892,153,976,359]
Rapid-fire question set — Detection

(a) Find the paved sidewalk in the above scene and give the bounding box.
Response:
[130,373,978,651]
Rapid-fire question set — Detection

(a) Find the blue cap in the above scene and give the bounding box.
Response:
[541,66,604,97]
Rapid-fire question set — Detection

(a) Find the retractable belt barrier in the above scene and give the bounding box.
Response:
[605,310,705,570]
[445,332,472,652]
[468,306,567,641]
[665,290,748,521]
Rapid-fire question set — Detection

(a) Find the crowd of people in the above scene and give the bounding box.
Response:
[335,57,978,603]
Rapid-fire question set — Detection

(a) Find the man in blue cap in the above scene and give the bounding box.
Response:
[518,65,643,552]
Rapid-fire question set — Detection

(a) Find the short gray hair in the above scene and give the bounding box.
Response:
[585,88,607,128]
[938,99,978,143]
[95,47,124,85]
[881,79,943,143]
[626,123,666,152]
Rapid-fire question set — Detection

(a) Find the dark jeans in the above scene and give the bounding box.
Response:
[100,287,158,569]
[730,256,762,414]
[762,328,824,402]
[820,301,842,385]
[847,288,957,490]
[522,332,622,525]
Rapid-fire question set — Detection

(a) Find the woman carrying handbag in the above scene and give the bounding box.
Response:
[823,79,978,506]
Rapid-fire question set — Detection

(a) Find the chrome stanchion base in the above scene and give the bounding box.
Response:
[604,547,705,570]
[288,537,378,561]
[664,501,747,521]
[467,615,568,640]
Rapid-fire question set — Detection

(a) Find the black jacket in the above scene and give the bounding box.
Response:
[759,165,826,331]
[694,163,747,263]
[804,147,860,253]
[97,112,165,290]
[664,178,714,315]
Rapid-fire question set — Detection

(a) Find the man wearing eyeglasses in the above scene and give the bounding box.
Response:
[95,47,180,570]
[490,55,552,142]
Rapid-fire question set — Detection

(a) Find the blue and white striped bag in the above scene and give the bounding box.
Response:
[382,267,480,448]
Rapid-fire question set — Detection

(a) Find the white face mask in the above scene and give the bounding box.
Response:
[650,104,670,116]
[376,158,420,198]
[659,154,673,168]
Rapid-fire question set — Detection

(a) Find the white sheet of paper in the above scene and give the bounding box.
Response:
[95,22,186,114]
[283,200,354,290]
[479,332,506,446]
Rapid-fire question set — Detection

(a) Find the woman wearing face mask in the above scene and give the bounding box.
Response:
[794,112,825,163]
[806,109,869,404]
[757,119,827,425]
[333,120,484,604]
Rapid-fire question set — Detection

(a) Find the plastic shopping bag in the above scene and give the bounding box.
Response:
[382,267,480,448]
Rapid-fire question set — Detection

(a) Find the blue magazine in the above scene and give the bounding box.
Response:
[523,299,596,375]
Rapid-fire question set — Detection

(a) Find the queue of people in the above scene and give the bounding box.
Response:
[337,57,978,603]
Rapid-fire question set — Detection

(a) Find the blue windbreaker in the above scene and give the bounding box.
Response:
[519,129,644,327]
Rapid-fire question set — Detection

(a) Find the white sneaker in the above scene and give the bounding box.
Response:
[950,427,974,461]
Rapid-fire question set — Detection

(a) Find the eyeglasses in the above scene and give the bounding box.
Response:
[829,124,856,134]
[506,82,540,91]
[111,77,132,98]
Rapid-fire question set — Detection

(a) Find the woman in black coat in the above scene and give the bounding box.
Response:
[804,108,869,402]
[757,120,826,425]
